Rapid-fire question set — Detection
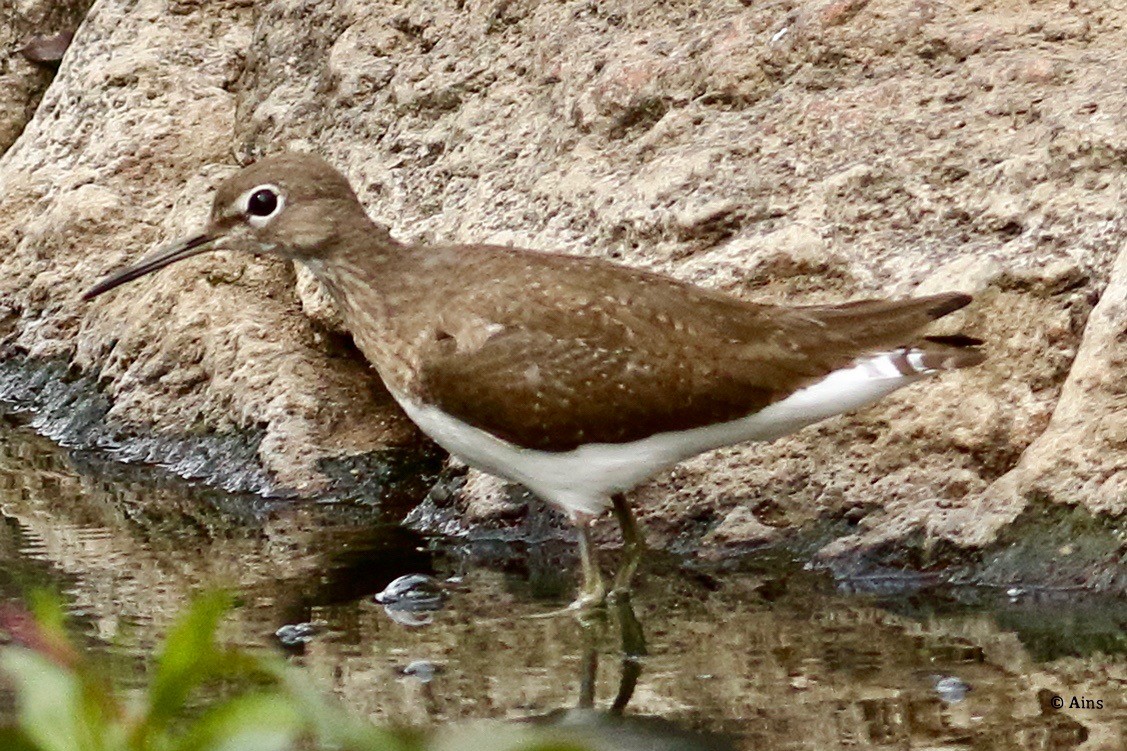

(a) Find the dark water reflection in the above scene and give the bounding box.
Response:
[0,416,1123,750]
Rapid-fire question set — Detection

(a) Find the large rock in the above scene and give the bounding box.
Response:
[0,0,422,493]
[0,0,1123,583]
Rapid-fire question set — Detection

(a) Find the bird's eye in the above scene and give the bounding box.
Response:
[246,188,279,217]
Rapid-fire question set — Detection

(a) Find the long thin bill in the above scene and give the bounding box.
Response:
[82,233,215,301]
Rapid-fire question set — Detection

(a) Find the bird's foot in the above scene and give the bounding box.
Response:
[524,590,607,620]
[569,582,609,612]
[609,560,640,598]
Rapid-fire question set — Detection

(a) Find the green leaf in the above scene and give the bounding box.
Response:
[1,649,91,751]
[147,592,234,727]
[172,692,302,751]
[27,591,68,636]
[0,726,49,751]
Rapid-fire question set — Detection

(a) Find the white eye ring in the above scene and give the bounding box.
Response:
[238,184,285,228]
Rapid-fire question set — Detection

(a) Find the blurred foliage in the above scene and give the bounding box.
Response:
[0,592,592,751]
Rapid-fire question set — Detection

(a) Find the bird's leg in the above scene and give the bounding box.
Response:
[571,511,607,610]
[609,591,647,715]
[576,607,605,709]
[610,493,646,596]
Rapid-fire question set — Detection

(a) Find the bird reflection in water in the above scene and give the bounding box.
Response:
[527,595,734,751]
[384,584,735,751]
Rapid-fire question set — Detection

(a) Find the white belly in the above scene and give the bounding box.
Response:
[391,352,929,517]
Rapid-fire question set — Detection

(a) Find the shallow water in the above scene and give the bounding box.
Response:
[0,415,1123,750]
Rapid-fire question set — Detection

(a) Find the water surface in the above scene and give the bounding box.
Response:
[0,415,1123,750]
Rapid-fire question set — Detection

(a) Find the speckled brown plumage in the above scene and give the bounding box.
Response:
[319,242,980,452]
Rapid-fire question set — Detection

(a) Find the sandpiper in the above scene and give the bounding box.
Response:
[83,153,985,608]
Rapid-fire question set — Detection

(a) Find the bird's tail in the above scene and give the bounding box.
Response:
[875,334,987,377]
[800,292,975,346]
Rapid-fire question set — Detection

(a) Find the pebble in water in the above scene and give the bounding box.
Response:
[375,573,447,605]
[398,659,443,683]
[274,621,323,647]
[375,573,447,627]
[932,675,971,704]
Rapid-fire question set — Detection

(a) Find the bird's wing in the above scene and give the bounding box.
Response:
[414,282,976,452]
[418,325,776,452]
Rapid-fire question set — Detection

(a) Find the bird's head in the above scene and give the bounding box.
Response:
[83,153,364,301]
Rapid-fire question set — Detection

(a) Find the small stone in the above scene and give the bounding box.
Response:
[398,659,443,682]
[932,675,970,703]
[375,573,447,606]
[274,621,323,647]
[376,574,447,627]
[20,32,74,65]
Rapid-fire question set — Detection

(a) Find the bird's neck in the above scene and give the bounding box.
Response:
[296,215,422,391]
[298,211,409,301]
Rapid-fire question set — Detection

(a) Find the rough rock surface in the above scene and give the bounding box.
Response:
[0,0,1124,583]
